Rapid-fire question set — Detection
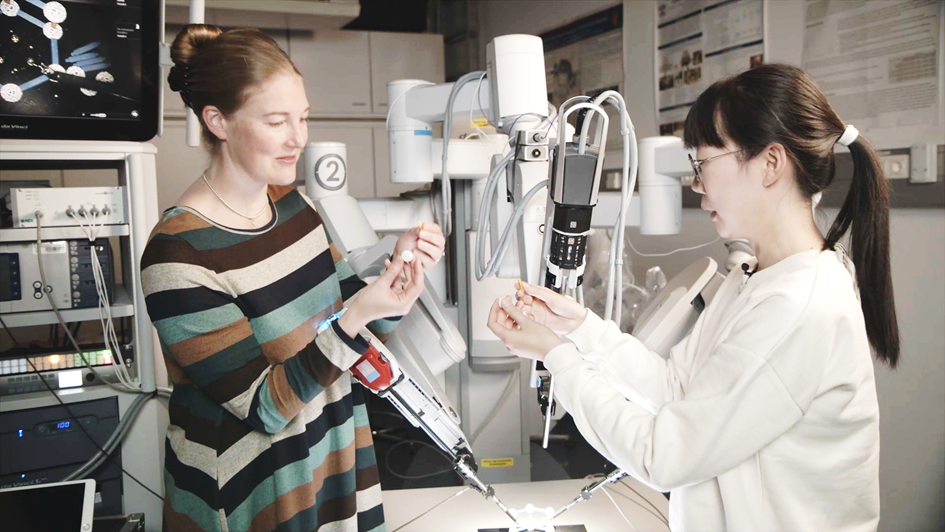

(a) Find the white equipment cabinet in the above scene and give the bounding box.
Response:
[0,140,166,532]
[290,30,375,116]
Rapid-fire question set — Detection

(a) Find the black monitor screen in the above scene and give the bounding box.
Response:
[0,0,159,141]
[0,483,85,531]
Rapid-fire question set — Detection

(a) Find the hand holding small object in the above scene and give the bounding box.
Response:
[339,255,424,337]
[393,222,446,269]
[513,281,587,335]
[487,297,563,361]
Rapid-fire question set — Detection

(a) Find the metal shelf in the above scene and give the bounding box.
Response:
[0,286,134,328]
[0,224,130,243]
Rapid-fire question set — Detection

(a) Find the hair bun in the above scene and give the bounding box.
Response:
[167,64,188,93]
[170,24,223,67]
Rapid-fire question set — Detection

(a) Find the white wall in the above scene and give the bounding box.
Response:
[477,1,945,530]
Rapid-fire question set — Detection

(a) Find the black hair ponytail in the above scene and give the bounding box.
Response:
[825,136,899,367]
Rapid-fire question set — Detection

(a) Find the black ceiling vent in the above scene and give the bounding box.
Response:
[344,0,430,33]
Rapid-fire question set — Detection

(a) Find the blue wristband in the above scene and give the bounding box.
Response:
[317,307,348,334]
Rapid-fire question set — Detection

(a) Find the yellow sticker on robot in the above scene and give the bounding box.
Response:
[481,458,514,468]
[470,118,489,128]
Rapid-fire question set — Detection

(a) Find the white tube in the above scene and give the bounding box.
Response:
[185,0,205,148]
[441,71,487,236]
[582,90,634,324]
[558,103,607,157]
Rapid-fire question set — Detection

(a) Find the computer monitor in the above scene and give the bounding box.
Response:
[0,478,96,531]
[0,0,160,141]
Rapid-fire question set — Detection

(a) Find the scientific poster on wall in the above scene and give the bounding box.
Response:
[541,5,624,151]
[656,0,765,136]
[802,0,941,130]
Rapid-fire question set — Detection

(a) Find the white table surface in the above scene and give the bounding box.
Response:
[381,477,670,532]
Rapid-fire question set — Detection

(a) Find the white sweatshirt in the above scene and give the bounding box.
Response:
[544,249,880,531]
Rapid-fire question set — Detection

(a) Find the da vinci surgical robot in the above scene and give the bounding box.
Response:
[299,34,736,529]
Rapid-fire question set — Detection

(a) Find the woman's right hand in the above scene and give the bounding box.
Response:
[339,256,424,337]
[514,281,587,336]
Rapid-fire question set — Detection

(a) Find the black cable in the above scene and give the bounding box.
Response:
[0,314,21,347]
[618,478,668,523]
[1,280,164,502]
[384,439,456,480]
[605,484,668,525]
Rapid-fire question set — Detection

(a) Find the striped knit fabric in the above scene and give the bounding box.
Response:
[141,186,396,532]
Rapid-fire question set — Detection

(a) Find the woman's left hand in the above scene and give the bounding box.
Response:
[487,297,564,362]
[394,223,446,269]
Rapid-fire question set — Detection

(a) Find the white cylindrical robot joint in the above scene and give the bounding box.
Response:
[387,80,434,185]
[301,142,348,199]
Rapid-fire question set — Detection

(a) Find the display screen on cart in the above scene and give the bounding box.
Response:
[0,0,160,141]
[0,482,85,531]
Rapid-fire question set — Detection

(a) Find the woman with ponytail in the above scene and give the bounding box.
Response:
[486,64,896,531]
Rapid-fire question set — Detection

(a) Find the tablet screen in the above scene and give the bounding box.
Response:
[0,482,86,531]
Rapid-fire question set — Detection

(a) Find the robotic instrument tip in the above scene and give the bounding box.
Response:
[454,453,519,524]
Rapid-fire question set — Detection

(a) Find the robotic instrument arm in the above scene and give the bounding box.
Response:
[300,139,519,521]
[348,328,516,521]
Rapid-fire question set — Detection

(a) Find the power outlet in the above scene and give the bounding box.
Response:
[881,153,910,179]
[910,143,937,184]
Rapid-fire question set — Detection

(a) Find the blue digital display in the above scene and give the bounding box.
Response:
[56,421,71,430]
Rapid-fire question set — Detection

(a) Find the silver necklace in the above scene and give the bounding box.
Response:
[202,174,270,226]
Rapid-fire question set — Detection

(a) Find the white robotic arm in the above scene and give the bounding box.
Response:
[301,30,736,528]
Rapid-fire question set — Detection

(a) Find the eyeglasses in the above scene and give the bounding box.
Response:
[688,150,748,187]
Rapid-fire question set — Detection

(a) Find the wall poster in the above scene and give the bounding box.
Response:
[656,0,765,136]
[802,0,941,130]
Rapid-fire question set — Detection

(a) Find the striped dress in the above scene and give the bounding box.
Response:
[141,185,396,532]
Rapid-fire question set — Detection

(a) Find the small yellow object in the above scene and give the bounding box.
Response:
[418,222,424,232]
[481,458,514,468]
[518,279,524,292]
